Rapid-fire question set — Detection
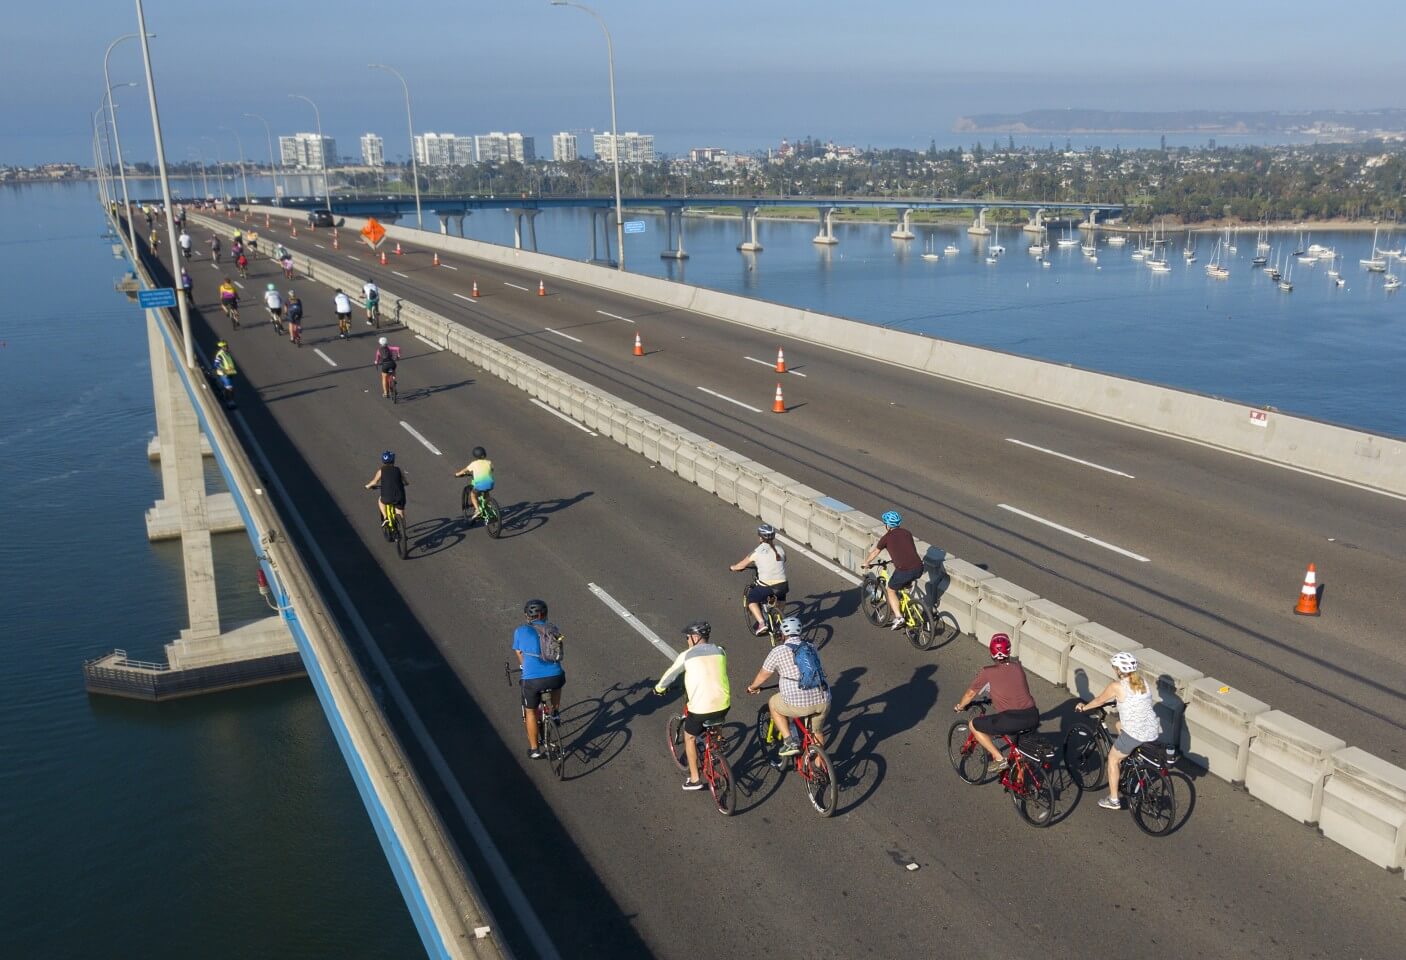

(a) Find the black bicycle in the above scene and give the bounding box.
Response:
[506,663,565,779]
[371,495,408,560]
[1063,706,1180,836]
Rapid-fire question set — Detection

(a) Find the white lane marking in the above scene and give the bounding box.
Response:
[697,386,762,414]
[400,421,442,456]
[314,243,325,249]
[775,533,862,585]
[545,327,582,343]
[347,254,361,261]
[744,356,808,377]
[1005,438,1135,479]
[997,503,1150,562]
[530,398,597,436]
[587,583,678,660]
[229,413,561,960]
[313,348,337,367]
[392,270,410,279]
[414,334,443,351]
[440,263,458,271]
[453,293,477,304]
[234,281,245,290]
[504,282,529,292]
[210,262,219,270]
[596,309,634,324]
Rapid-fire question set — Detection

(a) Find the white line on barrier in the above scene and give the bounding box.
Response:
[400,420,442,456]
[440,263,458,271]
[313,348,337,367]
[504,282,529,292]
[596,310,634,323]
[453,293,477,304]
[531,398,597,436]
[414,335,443,351]
[775,533,861,585]
[997,503,1150,562]
[697,386,762,414]
[392,271,409,279]
[545,327,582,343]
[744,356,808,377]
[1005,438,1135,479]
[587,583,678,660]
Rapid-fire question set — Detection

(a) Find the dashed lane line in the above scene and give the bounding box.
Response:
[392,270,410,279]
[697,386,762,414]
[587,583,678,660]
[545,327,582,343]
[529,398,597,436]
[997,503,1150,562]
[313,348,337,367]
[596,310,634,323]
[1005,438,1135,479]
[400,420,442,456]
[504,282,529,292]
[744,356,807,377]
[440,263,458,271]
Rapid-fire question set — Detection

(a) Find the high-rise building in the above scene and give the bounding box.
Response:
[413,132,474,167]
[551,132,578,162]
[278,133,337,170]
[474,132,536,164]
[593,131,655,163]
[360,133,385,167]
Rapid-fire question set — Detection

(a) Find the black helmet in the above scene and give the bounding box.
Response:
[472,446,487,459]
[680,619,711,640]
[524,599,548,619]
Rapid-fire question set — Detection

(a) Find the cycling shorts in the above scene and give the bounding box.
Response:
[336,309,351,319]
[379,361,398,375]
[472,479,495,492]
[748,580,788,605]
[379,495,406,510]
[215,374,232,391]
[971,706,1040,737]
[522,673,565,709]
[888,567,923,592]
[684,707,728,736]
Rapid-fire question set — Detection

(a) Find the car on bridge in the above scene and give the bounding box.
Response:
[307,210,345,229]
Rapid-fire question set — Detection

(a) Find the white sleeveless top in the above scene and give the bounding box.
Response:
[1116,678,1162,743]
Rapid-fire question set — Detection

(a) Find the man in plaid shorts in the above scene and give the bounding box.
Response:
[747,616,830,756]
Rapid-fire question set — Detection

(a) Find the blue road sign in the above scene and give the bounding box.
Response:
[623,220,647,235]
[138,287,178,309]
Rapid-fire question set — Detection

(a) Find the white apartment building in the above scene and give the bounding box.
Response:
[360,133,384,167]
[475,132,536,164]
[412,132,475,167]
[552,132,579,162]
[593,131,655,163]
[279,133,338,170]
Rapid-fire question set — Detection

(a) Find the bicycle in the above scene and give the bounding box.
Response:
[373,496,408,560]
[860,560,957,651]
[461,484,504,538]
[1062,705,1180,836]
[366,298,381,329]
[505,663,565,780]
[221,299,240,330]
[755,699,838,817]
[665,699,736,816]
[337,311,351,340]
[947,699,1057,827]
[740,573,786,646]
[267,307,285,337]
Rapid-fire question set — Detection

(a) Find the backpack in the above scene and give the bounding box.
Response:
[786,640,826,690]
[532,622,564,663]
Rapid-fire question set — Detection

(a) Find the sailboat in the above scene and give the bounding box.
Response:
[1278,259,1293,292]
[1252,226,1268,266]
[1327,254,1340,278]
[1268,248,1282,282]
[1056,222,1078,248]
[1227,227,1237,254]
[943,240,959,255]
[1362,226,1387,271]
[1028,226,1049,256]
[1106,232,1127,246]
[1183,232,1197,263]
[1386,255,1402,291]
[1082,235,1097,257]
[1149,239,1171,272]
[1297,233,1318,264]
[1205,238,1229,278]
[921,234,941,261]
[989,223,1005,255]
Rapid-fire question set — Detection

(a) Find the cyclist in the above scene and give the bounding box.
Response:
[274,241,289,262]
[1076,652,1163,810]
[179,267,193,304]
[453,446,495,518]
[235,250,249,279]
[746,615,829,756]
[333,288,353,339]
[230,238,243,262]
[730,523,789,637]
[178,229,192,260]
[211,340,236,404]
[373,336,398,398]
[148,229,161,253]
[263,283,284,330]
[246,230,259,255]
[952,634,1038,771]
[654,620,730,791]
[362,278,380,325]
[218,277,239,328]
[513,598,566,760]
[209,235,221,262]
[280,249,295,280]
[863,510,925,631]
[285,290,304,346]
[364,450,409,529]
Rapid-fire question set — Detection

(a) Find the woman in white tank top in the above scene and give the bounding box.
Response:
[1075,651,1163,810]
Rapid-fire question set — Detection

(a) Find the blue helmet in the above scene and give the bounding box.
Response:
[881,510,902,528]
[381,450,395,464]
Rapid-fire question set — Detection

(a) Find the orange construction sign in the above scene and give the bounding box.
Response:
[360,217,387,249]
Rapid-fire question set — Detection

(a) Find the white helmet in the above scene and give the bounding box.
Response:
[1110,652,1140,675]
[378,336,388,347]
[779,616,803,638]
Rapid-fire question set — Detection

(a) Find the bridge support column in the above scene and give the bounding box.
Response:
[1023,208,1046,234]
[890,208,915,240]
[967,207,991,236]
[813,207,839,245]
[737,207,763,252]
[452,213,467,237]
[510,209,540,251]
[589,208,617,266]
[438,213,451,235]
[1079,208,1099,230]
[660,208,689,259]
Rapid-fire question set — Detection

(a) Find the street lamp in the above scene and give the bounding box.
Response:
[188,147,209,200]
[550,0,626,271]
[244,112,282,203]
[220,125,251,203]
[200,136,226,200]
[104,31,152,246]
[92,109,111,207]
[369,62,423,231]
[289,93,333,213]
[98,83,137,206]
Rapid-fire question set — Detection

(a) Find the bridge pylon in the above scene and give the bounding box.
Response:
[967,207,991,236]
[890,208,916,240]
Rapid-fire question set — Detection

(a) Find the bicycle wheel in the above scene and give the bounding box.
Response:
[483,494,504,539]
[755,705,780,768]
[931,610,960,646]
[947,719,990,784]
[542,715,566,781]
[461,486,475,522]
[666,714,688,771]
[1062,721,1109,790]
[707,752,736,816]
[804,745,839,817]
[860,574,888,626]
[905,598,936,650]
[390,376,398,404]
[1131,770,1178,836]
[395,516,408,560]
[1012,765,1057,827]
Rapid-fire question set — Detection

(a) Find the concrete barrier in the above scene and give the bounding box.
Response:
[1319,747,1406,871]
[1013,598,1086,687]
[934,558,994,634]
[1067,623,1141,701]
[1181,677,1271,784]
[1132,647,1204,744]
[973,577,1040,650]
[1245,710,1347,825]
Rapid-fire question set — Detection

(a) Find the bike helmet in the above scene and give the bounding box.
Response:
[681,619,711,640]
[881,510,902,528]
[757,523,776,539]
[266,283,276,291]
[524,598,548,619]
[378,336,388,346]
[216,340,227,349]
[1110,652,1140,675]
[989,633,1012,659]
[381,450,395,464]
[472,446,487,459]
[287,290,296,298]
[779,616,803,638]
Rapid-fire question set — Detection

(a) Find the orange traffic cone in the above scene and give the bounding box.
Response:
[309,221,315,231]
[287,217,292,227]
[264,214,270,228]
[433,251,440,267]
[772,383,786,413]
[775,347,787,373]
[332,235,339,249]
[379,249,388,265]
[538,280,546,296]
[394,241,403,256]
[633,333,644,356]
[1293,563,1321,616]
[471,281,480,297]
[292,225,297,237]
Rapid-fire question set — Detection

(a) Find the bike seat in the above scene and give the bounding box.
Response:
[700,717,727,729]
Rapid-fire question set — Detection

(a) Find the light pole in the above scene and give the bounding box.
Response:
[244,112,282,203]
[220,125,251,203]
[189,148,209,200]
[289,94,333,213]
[92,109,111,207]
[551,1,625,271]
[200,136,226,200]
[369,62,423,230]
[105,31,151,246]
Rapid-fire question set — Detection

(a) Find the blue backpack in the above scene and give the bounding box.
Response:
[787,640,827,690]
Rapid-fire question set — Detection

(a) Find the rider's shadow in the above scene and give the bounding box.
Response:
[556,678,654,781]
[404,516,466,558]
[828,664,940,814]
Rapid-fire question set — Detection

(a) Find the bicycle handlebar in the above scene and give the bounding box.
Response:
[504,661,522,687]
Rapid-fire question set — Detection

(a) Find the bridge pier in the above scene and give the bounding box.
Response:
[510,208,540,252]
[1079,208,1099,230]
[589,208,618,266]
[890,208,916,240]
[737,206,763,252]
[1023,208,1046,234]
[437,213,467,237]
[967,207,991,236]
[813,207,839,246]
[660,208,689,260]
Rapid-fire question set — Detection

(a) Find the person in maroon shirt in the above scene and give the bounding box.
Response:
[953,634,1040,771]
[863,510,925,631]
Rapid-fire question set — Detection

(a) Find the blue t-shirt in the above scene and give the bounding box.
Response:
[514,621,564,680]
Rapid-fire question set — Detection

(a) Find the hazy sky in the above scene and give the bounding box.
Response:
[5,0,1402,164]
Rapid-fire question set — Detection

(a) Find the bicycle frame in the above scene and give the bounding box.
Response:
[741,574,785,644]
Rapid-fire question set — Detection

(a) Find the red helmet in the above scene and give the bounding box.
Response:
[989,633,1012,659]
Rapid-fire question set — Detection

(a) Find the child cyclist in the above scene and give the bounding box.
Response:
[453,446,495,518]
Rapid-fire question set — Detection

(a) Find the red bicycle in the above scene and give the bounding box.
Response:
[947,699,1057,827]
[755,699,838,817]
[666,703,736,816]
